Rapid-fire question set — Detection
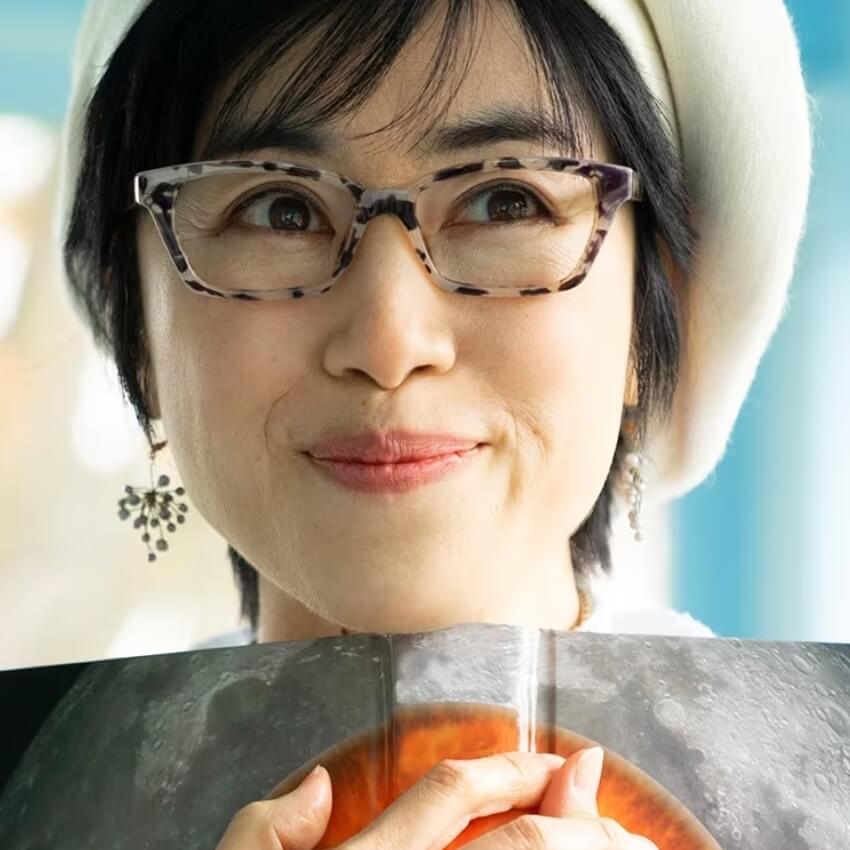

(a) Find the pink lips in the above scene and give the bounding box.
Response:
[305,431,485,493]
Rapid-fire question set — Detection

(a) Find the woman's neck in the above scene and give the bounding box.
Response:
[255,556,583,642]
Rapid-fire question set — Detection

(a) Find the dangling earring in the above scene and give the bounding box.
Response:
[116,439,189,562]
[622,449,645,542]
[620,411,646,542]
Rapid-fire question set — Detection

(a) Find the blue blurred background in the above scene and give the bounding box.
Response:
[1,0,847,652]
[671,1,850,640]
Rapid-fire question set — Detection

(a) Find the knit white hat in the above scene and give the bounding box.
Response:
[54,0,812,505]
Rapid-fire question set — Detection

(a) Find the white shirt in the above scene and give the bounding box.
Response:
[574,572,714,637]
[577,604,713,637]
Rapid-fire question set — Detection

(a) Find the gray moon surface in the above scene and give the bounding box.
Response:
[0,624,848,848]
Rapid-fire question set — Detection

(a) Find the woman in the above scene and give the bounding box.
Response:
[56,0,810,846]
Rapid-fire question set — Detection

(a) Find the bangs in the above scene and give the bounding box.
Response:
[191,0,595,163]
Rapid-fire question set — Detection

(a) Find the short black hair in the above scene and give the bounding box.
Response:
[65,0,695,637]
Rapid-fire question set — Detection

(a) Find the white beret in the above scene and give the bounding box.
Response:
[583,0,812,502]
[54,0,812,505]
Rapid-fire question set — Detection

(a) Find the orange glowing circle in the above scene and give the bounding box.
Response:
[273,702,721,850]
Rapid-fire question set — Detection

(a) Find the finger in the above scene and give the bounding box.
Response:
[538,746,604,818]
[345,751,565,850]
[536,748,583,817]
[214,765,332,850]
[463,812,659,850]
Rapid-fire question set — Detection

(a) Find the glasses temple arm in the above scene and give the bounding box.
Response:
[630,171,644,202]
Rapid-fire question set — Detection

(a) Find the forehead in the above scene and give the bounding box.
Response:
[332,3,551,134]
[193,2,598,170]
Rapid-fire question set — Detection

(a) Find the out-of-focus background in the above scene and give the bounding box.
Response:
[1,1,848,670]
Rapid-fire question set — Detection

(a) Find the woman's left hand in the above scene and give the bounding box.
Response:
[464,746,659,850]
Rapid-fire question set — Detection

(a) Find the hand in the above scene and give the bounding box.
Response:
[214,748,658,850]
[534,747,658,848]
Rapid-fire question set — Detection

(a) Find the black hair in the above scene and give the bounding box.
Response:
[65,0,695,637]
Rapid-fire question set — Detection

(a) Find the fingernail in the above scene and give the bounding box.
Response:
[296,764,325,792]
[570,747,604,807]
[297,764,328,806]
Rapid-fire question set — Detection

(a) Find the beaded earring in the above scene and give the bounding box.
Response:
[622,450,646,542]
[116,439,189,561]
[621,413,646,542]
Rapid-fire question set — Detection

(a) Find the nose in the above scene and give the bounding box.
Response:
[321,213,456,390]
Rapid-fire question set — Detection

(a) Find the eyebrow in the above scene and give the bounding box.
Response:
[197,104,585,162]
[425,106,584,156]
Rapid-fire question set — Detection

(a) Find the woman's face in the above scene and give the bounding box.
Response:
[136,4,637,635]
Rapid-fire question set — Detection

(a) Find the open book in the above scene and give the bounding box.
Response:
[1,623,847,848]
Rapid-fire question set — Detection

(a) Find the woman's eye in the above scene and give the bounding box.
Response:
[454,183,551,224]
[234,191,328,233]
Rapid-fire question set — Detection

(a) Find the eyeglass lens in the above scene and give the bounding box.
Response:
[173,168,599,294]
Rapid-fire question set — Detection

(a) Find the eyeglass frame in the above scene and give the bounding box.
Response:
[131,156,643,302]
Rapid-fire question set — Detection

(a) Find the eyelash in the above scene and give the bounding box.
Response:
[449,181,555,226]
[230,186,332,233]
[209,173,560,242]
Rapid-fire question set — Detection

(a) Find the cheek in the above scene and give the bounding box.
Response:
[137,222,314,498]
[487,222,634,499]
[504,295,629,441]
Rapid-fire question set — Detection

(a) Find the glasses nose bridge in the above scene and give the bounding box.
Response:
[340,188,428,278]
[355,188,418,230]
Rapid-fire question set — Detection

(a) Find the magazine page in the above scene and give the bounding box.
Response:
[1,623,848,848]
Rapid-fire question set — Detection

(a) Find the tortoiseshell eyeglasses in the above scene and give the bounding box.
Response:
[132,156,643,302]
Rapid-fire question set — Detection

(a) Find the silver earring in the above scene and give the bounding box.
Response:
[622,450,645,542]
[116,440,189,562]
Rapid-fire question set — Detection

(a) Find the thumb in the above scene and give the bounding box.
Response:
[216,764,332,850]
[537,746,603,819]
